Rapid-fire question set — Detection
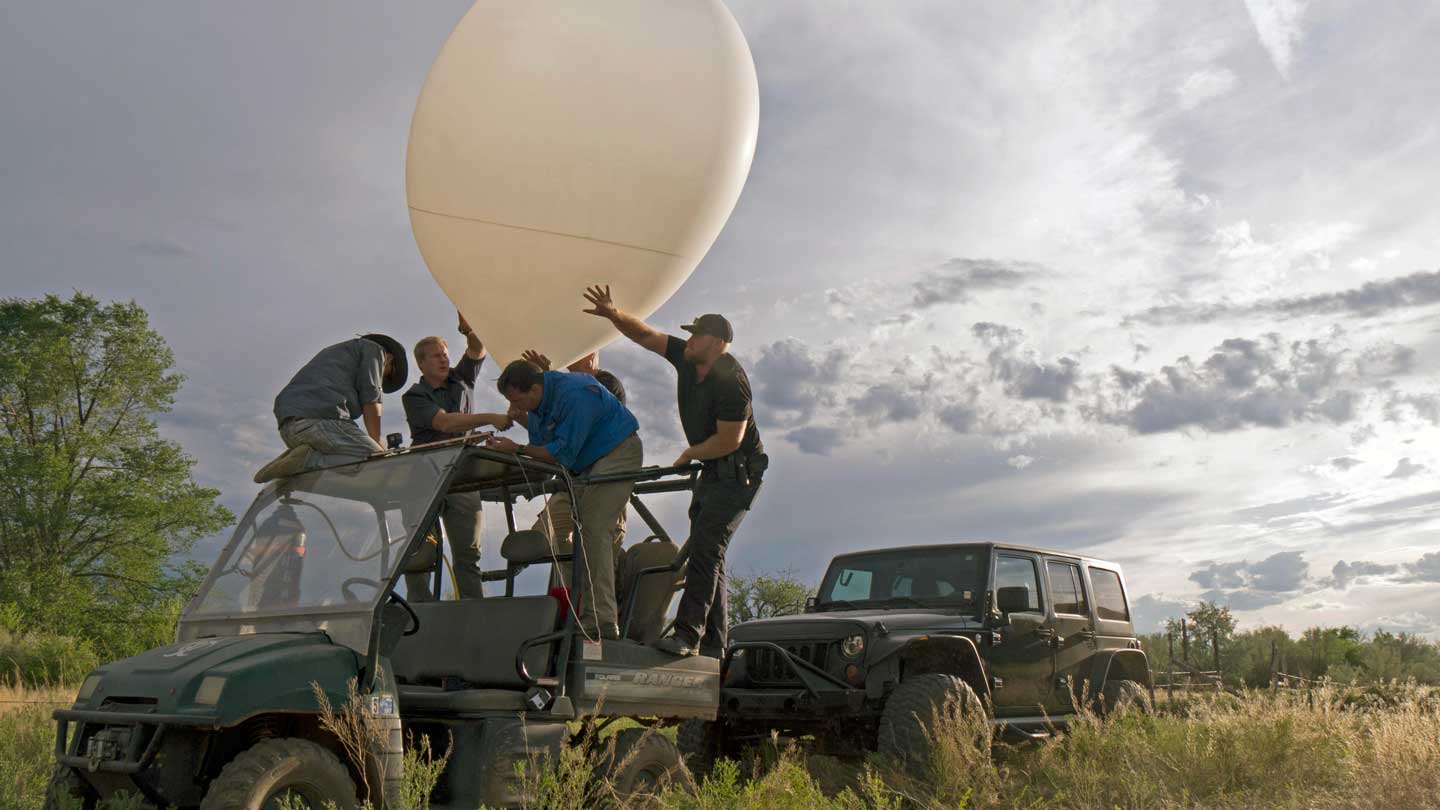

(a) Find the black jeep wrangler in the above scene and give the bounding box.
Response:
[681,543,1152,768]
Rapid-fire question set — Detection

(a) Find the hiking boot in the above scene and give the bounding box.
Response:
[254,445,313,483]
[652,635,697,657]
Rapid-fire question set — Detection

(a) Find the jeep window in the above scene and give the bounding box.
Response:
[994,555,1042,613]
[817,547,988,609]
[1046,560,1088,616]
[1090,567,1129,621]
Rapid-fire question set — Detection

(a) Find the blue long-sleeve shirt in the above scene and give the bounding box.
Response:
[527,371,639,472]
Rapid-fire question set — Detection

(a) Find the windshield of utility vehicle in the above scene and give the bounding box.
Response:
[816,546,989,610]
[185,446,462,621]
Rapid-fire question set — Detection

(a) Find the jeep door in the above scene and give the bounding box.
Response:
[1085,565,1136,657]
[1042,558,1096,712]
[987,552,1053,715]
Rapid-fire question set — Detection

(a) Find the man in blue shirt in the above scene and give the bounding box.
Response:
[485,360,643,640]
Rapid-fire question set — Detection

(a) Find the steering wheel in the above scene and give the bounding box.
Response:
[340,577,421,637]
[387,590,421,637]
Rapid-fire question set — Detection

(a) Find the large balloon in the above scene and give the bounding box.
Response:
[406,0,759,368]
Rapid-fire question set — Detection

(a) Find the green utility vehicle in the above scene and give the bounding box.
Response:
[683,543,1152,769]
[48,440,713,809]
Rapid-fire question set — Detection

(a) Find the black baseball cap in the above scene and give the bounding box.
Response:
[361,333,409,393]
[680,313,734,342]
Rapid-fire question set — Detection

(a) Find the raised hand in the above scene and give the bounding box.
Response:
[582,284,618,320]
[521,349,551,370]
[457,310,473,335]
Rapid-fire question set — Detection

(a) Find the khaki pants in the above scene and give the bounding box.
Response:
[278,417,383,469]
[404,490,484,600]
[534,433,642,638]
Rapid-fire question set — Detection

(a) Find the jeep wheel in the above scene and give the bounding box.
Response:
[676,719,722,777]
[1101,679,1152,716]
[200,738,359,810]
[43,764,97,810]
[602,728,685,803]
[877,673,987,772]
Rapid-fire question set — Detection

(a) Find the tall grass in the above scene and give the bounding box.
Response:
[0,630,98,689]
[2,684,1436,810]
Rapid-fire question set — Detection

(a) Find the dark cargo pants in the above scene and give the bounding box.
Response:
[672,476,762,656]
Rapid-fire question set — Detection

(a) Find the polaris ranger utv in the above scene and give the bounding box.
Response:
[682,543,1152,769]
[48,438,714,809]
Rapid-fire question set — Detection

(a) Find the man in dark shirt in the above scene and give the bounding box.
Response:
[583,285,767,657]
[256,333,407,483]
[400,313,507,600]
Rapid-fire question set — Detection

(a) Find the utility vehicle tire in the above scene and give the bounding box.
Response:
[1101,679,1152,716]
[877,673,987,771]
[42,764,96,810]
[602,728,686,803]
[200,738,359,810]
[675,719,722,777]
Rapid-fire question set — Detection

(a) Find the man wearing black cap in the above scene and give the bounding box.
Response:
[255,333,408,483]
[583,284,767,657]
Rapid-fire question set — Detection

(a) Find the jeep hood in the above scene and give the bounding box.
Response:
[77,632,362,724]
[731,610,984,641]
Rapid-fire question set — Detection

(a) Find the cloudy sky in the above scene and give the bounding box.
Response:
[4,1,1438,637]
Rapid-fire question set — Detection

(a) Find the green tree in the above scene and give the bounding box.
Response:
[728,571,811,627]
[0,293,232,658]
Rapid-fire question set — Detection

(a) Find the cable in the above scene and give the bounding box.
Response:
[514,453,597,644]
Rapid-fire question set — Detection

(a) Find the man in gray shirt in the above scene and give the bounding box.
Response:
[254,333,408,483]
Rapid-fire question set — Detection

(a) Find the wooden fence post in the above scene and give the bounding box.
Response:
[1268,640,1279,695]
[1167,629,1175,702]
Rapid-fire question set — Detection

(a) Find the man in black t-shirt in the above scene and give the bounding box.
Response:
[583,285,767,657]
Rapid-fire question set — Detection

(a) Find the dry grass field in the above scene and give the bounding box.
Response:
[2,683,1437,810]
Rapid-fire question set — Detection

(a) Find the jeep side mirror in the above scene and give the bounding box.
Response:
[996,586,1031,615]
[804,596,818,613]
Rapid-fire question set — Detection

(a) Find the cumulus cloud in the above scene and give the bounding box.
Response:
[1243,0,1310,79]
[1190,551,1310,609]
[849,383,925,422]
[1330,457,1362,471]
[752,338,847,422]
[1328,559,1399,590]
[1128,269,1440,325]
[1130,593,1192,634]
[784,426,844,456]
[1102,334,1364,434]
[972,322,1081,403]
[1385,457,1427,479]
[911,258,1039,309]
[1402,551,1440,583]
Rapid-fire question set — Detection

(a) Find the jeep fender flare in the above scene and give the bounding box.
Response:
[1089,648,1152,696]
[877,635,991,706]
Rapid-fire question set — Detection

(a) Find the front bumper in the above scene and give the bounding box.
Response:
[721,640,870,720]
[53,707,218,775]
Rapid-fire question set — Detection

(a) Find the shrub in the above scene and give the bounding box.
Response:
[0,629,100,688]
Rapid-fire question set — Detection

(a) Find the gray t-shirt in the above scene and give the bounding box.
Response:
[274,338,384,425]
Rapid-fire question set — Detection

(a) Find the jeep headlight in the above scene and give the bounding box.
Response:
[194,676,227,706]
[840,634,866,659]
[76,674,103,703]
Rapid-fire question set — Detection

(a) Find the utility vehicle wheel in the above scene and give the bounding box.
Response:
[602,728,685,803]
[42,764,96,810]
[201,738,359,810]
[1101,679,1152,716]
[675,719,722,777]
[877,673,987,771]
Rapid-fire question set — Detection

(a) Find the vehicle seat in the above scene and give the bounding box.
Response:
[616,535,681,644]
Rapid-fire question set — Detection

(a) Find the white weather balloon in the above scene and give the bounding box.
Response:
[406,0,759,368]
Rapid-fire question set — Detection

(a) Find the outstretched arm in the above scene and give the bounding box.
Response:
[582,285,668,356]
[457,311,486,361]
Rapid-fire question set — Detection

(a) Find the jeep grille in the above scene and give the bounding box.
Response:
[750,641,832,685]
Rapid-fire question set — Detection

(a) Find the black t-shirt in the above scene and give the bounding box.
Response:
[402,354,483,445]
[664,336,764,459]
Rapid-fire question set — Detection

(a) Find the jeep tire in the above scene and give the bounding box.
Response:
[602,728,686,803]
[43,764,97,810]
[200,738,359,810]
[877,673,986,771]
[675,719,722,777]
[1101,678,1152,716]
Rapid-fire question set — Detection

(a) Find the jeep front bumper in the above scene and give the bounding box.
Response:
[720,641,870,720]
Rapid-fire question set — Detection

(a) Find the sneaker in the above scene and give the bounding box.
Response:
[253,445,314,483]
[652,635,697,657]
